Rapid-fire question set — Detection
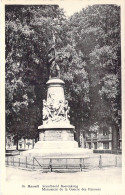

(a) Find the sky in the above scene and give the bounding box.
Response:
[56,0,120,17]
[58,1,87,17]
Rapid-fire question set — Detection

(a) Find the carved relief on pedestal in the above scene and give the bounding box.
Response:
[42,98,70,125]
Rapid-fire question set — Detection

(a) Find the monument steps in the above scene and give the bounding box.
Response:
[21,147,92,158]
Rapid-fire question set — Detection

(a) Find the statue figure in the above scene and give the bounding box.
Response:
[47,47,60,79]
[64,100,70,120]
[49,61,60,79]
[57,100,65,116]
[43,99,54,122]
[48,102,55,118]
[43,100,49,120]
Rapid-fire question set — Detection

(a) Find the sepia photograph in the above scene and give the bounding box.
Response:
[0,0,124,194]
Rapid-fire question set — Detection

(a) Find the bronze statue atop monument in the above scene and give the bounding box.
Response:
[47,47,60,79]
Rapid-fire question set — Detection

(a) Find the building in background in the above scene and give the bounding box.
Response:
[6,133,16,150]
[85,127,112,150]
[82,125,122,152]
[18,138,35,150]
[6,133,35,151]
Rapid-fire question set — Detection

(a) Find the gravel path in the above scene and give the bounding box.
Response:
[6,166,122,184]
[3,166,123,195]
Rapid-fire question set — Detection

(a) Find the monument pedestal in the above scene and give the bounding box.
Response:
[21,78,90,158]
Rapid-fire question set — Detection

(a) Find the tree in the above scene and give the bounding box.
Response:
[69,5,121,150]
[5,5,66,144]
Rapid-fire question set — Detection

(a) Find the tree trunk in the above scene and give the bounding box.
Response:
[112,123,119,151]
[16,140,18,150]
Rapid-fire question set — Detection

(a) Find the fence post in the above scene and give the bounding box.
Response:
[26,157,27,168]
[99,155,102,168]
[19,158,20,167]
[13,156,14,166]
[49,159,52,172]
[7,156,8,165]
[115,156,117,167]
[80,158,82,172]
[32,157,34,169]
[83,158,85,169]
[66,159,67,169]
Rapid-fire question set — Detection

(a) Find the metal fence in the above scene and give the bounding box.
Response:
[93,149,122,154]
[5,154,122,172]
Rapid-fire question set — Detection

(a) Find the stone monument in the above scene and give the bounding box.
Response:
[22,77,90,158]
[34,78,79,155]
[21,47,91,158]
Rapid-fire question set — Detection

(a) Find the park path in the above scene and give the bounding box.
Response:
[5,166,122,184]
[2,166,123,195]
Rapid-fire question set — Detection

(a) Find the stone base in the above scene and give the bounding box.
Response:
[21,147,92,158]
[38,123,75,129]
[34,141,78,149]
[21,127,91,158]
[39,129,75,141]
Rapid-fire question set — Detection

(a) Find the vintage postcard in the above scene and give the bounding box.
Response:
[0,0,125,195]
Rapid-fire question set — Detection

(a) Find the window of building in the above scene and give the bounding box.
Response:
[103,142,109,149]
[94,142,97,149]
[88,143,91,149]
[103,129,108,135]
[19,144,22,148]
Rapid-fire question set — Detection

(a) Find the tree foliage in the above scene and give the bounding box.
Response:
[5,5,65,140]
[5,4,121,149]
[69,5,121,149]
